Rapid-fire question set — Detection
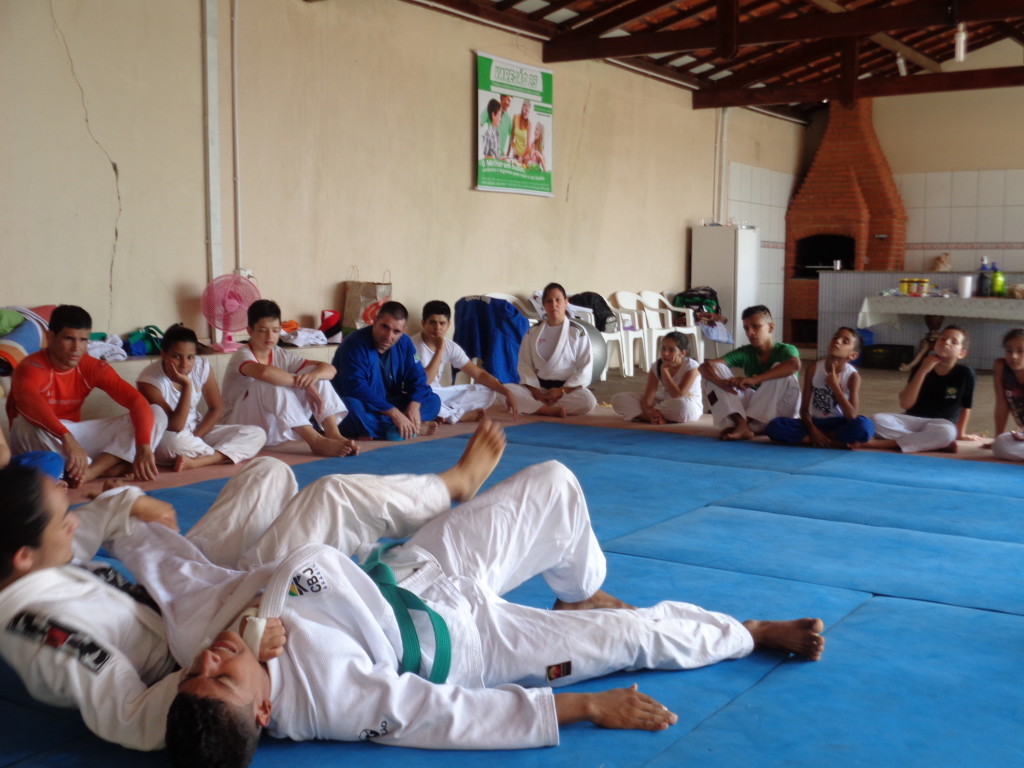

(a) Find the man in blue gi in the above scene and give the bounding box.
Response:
[332,302,442,440]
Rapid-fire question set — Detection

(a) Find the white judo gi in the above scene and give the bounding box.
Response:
[611,357,703,423]
[128,462,754,751]
[137,357,266,465]
[411,333,497,423]
[508,321,597,416]
[0,457,323,750]
[221,346,347,446]
[702,361,801,431]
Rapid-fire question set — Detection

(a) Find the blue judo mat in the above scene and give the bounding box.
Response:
[3,422,1023,767]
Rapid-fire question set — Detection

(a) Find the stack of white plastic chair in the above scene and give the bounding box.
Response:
[610,291,649,376]
[638,290,704,364]
[568,306,624,381]
[484,292,540,326]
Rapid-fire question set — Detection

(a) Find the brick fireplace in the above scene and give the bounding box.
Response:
[784,99,906,343]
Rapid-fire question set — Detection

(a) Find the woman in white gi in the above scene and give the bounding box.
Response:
[506,283,597,417]
[138,324,266,471]
[611,332,702,424]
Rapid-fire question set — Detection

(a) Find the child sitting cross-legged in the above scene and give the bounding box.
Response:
[412,300,518,424]
[698,304,801,440]
[221,300,358,457]
[988,327,1024,461]
[611,332,702,424]
[137,324,267,471]
[869,324,981,453]
[764,326,873,449]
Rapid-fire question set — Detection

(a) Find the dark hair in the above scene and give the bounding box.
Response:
[1003,328,1024,346]
[422,300,451,322]
[486,98,501,119]
[161,324,199,352]
[0,465,48,581]
[247,300,281,328]
[835,326,862,353]
[377,301,408,322]
[165,693,260,768]
[943,324,968,349]
[741,305,772,321]
[662,331,690,353]
[49,305,92,335]
[542,283,567,302]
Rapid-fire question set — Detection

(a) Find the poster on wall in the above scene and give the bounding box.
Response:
[475,52,554,197]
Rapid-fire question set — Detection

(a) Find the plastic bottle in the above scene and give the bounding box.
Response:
[978,258,992,298]
[991,263,1005,297]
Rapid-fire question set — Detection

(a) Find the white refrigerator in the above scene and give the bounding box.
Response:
[689,226,761,351]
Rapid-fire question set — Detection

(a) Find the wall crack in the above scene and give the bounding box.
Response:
[49,0,121,323]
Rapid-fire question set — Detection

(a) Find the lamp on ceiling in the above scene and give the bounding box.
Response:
[954,23,967,62]
[895,53,908,77]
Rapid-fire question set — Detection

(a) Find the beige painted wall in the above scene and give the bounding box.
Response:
[874,40,1024,173]
[2,0,804,337]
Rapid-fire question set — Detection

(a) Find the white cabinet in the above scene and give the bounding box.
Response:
[690,226,761,349]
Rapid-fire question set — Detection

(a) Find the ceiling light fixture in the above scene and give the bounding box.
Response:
[954,23,967,62]
[896,53,908,76]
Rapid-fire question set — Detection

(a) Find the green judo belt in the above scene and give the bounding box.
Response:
[361,545,451,684]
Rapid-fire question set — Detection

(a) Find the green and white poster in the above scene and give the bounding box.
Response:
[476,52,553,197]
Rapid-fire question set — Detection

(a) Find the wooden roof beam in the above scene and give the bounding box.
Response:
[692,64,1024,108]
[807,0,940,72]
[543,0,1024,62]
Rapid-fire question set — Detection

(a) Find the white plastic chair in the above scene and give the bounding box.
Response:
[610,291,649,376]
[571,307,624,381]
[639,290,705,364]
[484,292,540,326]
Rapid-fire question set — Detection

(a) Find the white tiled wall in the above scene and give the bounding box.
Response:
[726,162,796,331]
[897,169,1024,273]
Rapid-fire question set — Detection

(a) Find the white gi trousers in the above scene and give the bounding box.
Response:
[872,412,957,453]
[505,384,597,416]
[702,361,800,431]
[610,391,703,423]
[154,424,267,465]
[9,406,168,466]
[433,384,497,423]
[224,378,346,446]
[393,461,754,689]
[992,431,1024,461]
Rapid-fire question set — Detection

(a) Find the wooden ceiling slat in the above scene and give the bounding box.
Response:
[543,0,1023,62]
[693,64,1024,107]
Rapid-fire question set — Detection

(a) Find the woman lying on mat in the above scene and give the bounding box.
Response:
[505,282,597,418]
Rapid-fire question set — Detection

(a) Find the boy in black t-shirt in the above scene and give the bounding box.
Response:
[869,325,982,453]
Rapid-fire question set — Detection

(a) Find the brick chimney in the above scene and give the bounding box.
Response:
[783,99,906,342]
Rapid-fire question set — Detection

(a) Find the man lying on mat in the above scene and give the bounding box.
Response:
[158,420,824,764]
[0,428,509,750]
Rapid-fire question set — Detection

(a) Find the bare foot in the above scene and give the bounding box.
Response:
[554,589,635,611]
[419,421,438,437]
[458,409,484,423]
[174,452,232,472]
[310,435,359,457]
[536,405,567,418]
[939,441,959,454]
[439,418,506,502]
[743,618,825,661]
[722,425,755,441]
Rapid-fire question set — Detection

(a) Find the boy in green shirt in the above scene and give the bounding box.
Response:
[698,305,801,440]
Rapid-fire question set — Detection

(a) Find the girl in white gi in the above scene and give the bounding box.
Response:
[506,282,597,417]
[611,332,702,424]
[413,300,518,423]
[222,299,358,457]
[138,325,266,471]
[158,421,826,764]
[990,328,1024,461]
